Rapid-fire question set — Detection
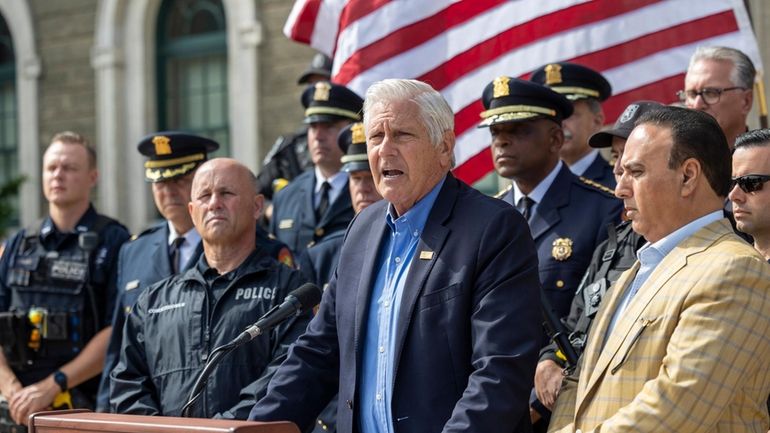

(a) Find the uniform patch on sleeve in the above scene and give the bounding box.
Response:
[278,247,295,268]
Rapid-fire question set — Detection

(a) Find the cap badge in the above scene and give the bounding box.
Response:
[545,64,563,85]
[313,82,332,101]
[552,238,573,261]
[493,76,510,98]
[152,135,172,156]
[619,104,639,124]
[351,123,366,144]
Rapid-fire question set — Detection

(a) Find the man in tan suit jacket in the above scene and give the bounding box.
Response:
[550,106,770,433]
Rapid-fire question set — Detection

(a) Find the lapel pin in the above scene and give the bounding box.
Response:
[419,251,434,260]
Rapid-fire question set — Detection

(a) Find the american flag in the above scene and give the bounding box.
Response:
[285,0,763,184]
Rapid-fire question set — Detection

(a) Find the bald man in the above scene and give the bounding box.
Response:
[110,159,310,419]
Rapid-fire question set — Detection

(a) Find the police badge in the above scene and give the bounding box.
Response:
[552,238,573,261]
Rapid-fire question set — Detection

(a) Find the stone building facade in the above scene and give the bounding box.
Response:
[0,0,769,233]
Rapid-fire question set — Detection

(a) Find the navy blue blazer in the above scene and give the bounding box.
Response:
[581,152,616,189]
[270,170,354,256]
[251,174,542,433]
[499,165,622,321]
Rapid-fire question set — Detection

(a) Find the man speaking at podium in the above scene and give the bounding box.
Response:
[110,159,310,419]
[250,79,542,433]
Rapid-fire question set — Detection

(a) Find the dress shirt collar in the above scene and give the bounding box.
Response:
[167,222,200,247]
[314,166,349,206]
[385,175,446,234]
[512,160,563,206]
[636,210,725,264]
[567,149,600,176]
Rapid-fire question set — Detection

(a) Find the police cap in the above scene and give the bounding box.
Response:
[530,62,612,102]
[339,122,369,173]
[588,101,663,148]
[302,82,363,124]
[478,76,573,128]
[297,53,333,85]
[137,131,219,182]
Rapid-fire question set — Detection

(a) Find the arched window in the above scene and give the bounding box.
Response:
[0,14,18,225]
[157,0,228,155]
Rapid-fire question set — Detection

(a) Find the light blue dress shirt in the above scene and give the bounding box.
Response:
[605,210,724,339]
[512,160,563,218]
[567,149,601,177]
[359,176,446,433]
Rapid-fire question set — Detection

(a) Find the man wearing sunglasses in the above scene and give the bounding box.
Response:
[730,129,770,262]
[680,46,755,148]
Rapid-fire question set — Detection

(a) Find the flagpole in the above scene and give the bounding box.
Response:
[755,75,768,129]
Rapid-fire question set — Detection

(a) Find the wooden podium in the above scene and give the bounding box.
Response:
[28,410,299,433]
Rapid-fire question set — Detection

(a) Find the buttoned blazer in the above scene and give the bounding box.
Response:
[550,219,770,433]
[270,170,354,256]
[500,164,622,320]
[250,174,543,433]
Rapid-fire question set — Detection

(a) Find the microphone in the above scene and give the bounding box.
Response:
[180,282,322,417]
[231,282,322,346]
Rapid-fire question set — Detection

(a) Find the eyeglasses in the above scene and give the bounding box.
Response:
[731,174,770,193]
[676,87,746,105]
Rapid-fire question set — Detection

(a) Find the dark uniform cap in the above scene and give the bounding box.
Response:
[588,101,663,148]
[478,76,573,128]
[301,81,363,124]
[338,122,369,173]
[297,53,333,85]
[530,62,612,102]
[137,131,219,182]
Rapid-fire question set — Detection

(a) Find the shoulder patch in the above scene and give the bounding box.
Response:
[493,184,513,199]
[277,247,295,268]
[578,176,616,197]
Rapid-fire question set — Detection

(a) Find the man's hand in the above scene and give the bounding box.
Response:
[0,373,22,400]
[535,359,565,409]
[8,376,59,425]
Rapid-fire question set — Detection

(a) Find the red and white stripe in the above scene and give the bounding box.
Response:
[285,0,762,184]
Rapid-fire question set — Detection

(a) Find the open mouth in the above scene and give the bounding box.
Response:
[383,169,403,178]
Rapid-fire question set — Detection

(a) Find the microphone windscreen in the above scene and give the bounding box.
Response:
[289,283,323,311]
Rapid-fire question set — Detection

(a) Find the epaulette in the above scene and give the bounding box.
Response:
[131,223,165,241]
[493,183,513,199]
[578,176,616,197]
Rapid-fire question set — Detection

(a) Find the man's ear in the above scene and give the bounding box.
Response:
[680,158,701,196]
[550,123,564,153]
[254,194,265,220]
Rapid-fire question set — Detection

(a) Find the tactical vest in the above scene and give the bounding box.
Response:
[1,216,115,370]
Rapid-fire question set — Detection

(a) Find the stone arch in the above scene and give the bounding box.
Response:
[0,0,41,223]
[93,0,261,231]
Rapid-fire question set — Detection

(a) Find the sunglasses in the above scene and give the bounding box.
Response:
[731,174,770,193]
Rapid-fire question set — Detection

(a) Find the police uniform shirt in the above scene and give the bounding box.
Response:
[568,149,601,177]
[166,222,200,272]
[314,166,348,210]
[511,160,564,216]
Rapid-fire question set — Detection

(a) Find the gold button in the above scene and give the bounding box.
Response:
[556,280,565,288]
[315,228,325,237]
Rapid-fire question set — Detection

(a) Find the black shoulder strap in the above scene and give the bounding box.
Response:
[595,222,619,278]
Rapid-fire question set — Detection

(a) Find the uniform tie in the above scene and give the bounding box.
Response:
[316,181,331,221]
[519,196,535,221]
[169,237,186,274]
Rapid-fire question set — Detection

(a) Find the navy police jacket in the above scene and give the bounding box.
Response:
[499,164,622,321]
[582,152,616,189]
[109,248,309,419]
[251,174,542,433]
[270,170,354,256]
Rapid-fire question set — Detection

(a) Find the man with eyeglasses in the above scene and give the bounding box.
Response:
[680,46,755,148]
[730,129,770,262]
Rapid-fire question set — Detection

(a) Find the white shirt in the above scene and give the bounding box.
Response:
[314,167,349,209]
[167,222,200,271]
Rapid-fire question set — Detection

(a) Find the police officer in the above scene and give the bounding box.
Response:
[298,122,383,293]
[478,77,621,429]
[0,132,130,426]
[270,82,362,256]
[533,101,661,414]
[110,158,311,419]
[531,62,616,188]
[97,132,294,412]
[257,53,333,199]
